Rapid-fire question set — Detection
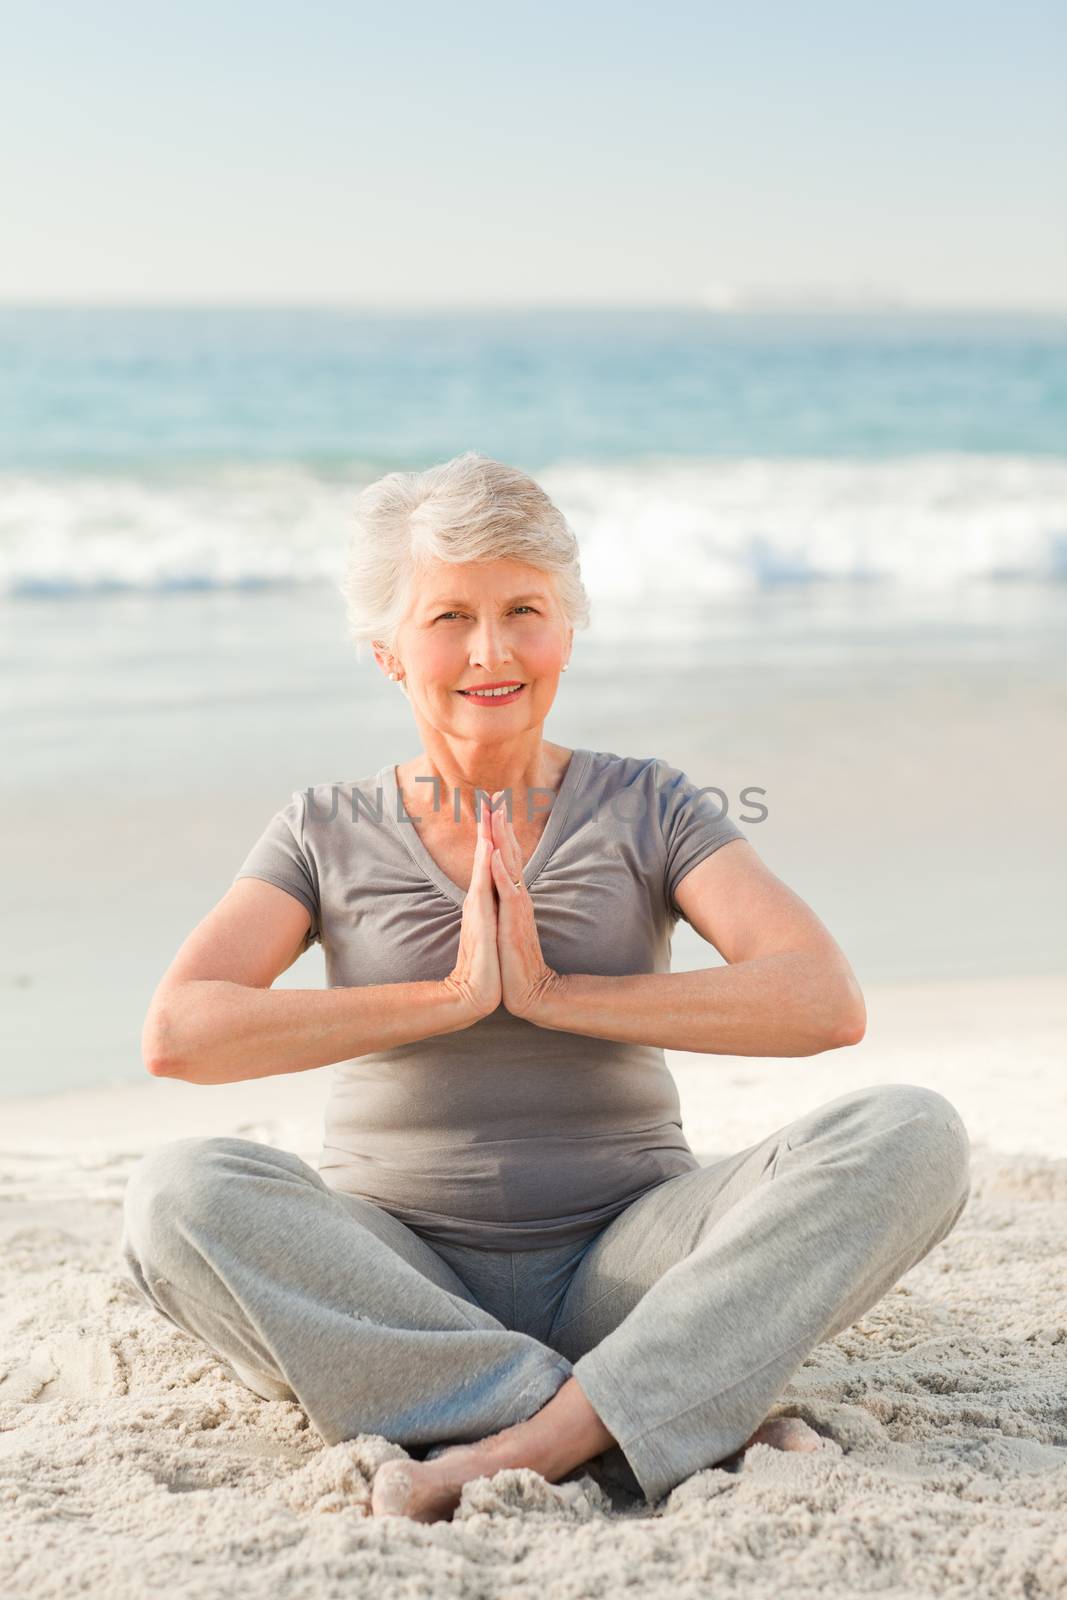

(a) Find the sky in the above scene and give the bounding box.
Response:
[2,0,1064,308]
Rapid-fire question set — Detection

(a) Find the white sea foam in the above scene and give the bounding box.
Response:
[1,454,1064,600]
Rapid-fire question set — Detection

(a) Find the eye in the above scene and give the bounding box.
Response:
[433,606,538,622]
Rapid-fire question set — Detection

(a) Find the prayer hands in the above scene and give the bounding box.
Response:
[444,788,563,1025]
[486,789,563,1021]
[444,799,502,1019]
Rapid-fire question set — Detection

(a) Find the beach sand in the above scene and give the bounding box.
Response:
[2,971,1065,1597]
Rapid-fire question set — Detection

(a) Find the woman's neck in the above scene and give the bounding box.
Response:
[396,743,573,826]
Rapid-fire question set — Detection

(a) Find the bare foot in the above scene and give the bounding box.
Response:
[370,1414,824,1517]
[741,1416,824,1453]
[371,1377,616,1521]
[371,1444,492,1523]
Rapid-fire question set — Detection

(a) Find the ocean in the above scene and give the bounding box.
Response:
[2,307,1066,600]
[2,308,1065,1096]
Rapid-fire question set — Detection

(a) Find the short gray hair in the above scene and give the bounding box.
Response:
[338,452,591,677]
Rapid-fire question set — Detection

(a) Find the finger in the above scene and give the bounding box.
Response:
[481,800,497,853]
[490,847,516,895]
[489,806,507,857]
[490,793,520,871]
[489,806,503,852]
[475,832,494,899]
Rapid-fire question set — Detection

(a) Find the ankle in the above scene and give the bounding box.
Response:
[474,1416,584,1485]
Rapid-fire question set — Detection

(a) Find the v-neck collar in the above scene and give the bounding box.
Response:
[380,747,592,907]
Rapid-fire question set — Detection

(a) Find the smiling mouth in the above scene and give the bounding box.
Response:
[456,683,527,701]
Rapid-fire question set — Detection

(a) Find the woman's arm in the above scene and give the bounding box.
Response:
[143,878,481,1085]
[523,841,866,1057]
[523,953,861,1057]
[148,978,479,1085]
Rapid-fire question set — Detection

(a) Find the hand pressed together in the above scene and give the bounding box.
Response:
[486,789,564,1020]
[444,789,563,1024]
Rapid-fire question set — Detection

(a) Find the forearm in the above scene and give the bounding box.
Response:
[145,978,477,1085]
[530,951,866,1057]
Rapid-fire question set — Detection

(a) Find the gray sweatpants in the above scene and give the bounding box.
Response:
[119,1081,971,1505]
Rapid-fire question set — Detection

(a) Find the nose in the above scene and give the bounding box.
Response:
[468,616,516,674]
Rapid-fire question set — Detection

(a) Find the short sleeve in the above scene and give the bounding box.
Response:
[232,790,321,949]
[655,758,746,920]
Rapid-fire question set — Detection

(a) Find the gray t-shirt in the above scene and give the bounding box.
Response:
[233,747,745,1250]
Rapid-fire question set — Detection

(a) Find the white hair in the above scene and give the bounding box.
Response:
[338,452,591,696]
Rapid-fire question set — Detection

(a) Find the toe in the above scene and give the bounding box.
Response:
[371,1460,416,1517]
[746,1416,824,1453]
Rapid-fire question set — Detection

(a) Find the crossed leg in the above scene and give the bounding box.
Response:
[120,1136,574,1450]
[373,1082,971,1517]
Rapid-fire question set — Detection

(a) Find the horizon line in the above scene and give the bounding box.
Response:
[1,298,1066,318]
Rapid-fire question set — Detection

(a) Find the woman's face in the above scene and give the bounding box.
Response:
[390,556,572,741]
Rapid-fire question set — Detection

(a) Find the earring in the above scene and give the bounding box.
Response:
[388,672,397,681]
[561,663,569,672]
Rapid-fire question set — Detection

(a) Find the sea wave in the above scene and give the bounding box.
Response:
[1,454,1064,600]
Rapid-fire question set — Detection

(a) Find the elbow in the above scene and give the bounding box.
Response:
[785,954,867,1053]
[801,963,866,1053]
[829,985,867,1049]
[142,1030,186,1078]
[830,1016,866,1050]
[142,996,187,1079]
[145,1051,184,1078]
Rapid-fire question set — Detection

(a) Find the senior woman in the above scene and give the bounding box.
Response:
[122,451,971,1523]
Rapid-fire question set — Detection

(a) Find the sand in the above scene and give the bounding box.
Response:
[2,972,1065,1597]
